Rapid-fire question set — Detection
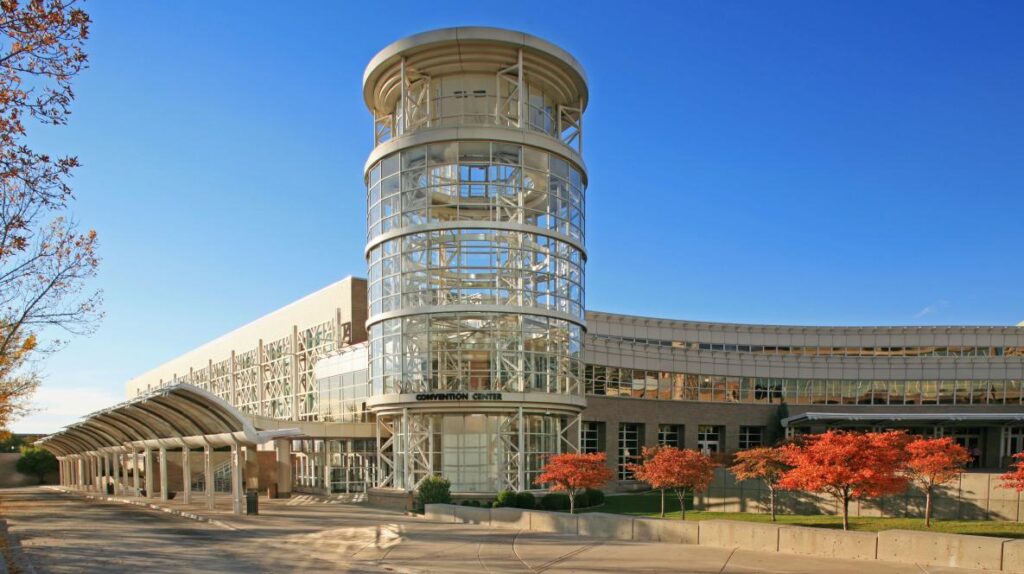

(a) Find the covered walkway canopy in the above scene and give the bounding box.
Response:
[36,383,301,514]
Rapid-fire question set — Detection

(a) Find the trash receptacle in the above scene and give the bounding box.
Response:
[106,483,114,495]
[245,490,259,515]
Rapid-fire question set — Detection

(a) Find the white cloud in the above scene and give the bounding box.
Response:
[915,300,950,318]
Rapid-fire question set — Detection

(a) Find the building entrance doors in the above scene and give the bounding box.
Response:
[946,427,984,468]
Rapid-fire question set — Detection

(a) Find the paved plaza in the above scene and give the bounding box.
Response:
[0,487,983,573]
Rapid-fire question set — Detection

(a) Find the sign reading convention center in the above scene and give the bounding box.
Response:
[414,392,504,401]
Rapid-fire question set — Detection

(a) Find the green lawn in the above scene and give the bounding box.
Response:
[579,491,1024,538]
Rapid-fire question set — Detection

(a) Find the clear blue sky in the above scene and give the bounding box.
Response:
[15,1,1024,432]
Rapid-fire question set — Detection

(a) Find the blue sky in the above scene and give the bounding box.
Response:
[15,1,1024,432]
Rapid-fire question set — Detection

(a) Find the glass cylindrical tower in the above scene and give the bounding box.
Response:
[362,28,588,493]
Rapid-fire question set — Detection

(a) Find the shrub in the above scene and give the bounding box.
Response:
[514,491,536,509]
[575,489,591,508]
[494,489,517,508]
[541,492,570,511]
[583,488,604,507]
[417,475,452,506]
[16,446,56,484]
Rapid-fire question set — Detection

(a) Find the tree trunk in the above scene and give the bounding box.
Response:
[660,489,665,518]
[925,486,932,527]
[769,486,776,522]
[676,490,687,520]
[841,495,850,531]
[569,490,575,514]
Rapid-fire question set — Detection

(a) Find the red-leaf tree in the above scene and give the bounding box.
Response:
[903,436,970,527]
[536,452,612,514]
[628,446,717,519]
[730,446,790,522]
[1001,452,1024,493]
[779,430,909,530]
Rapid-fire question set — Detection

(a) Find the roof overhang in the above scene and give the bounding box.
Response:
[782,412,1024,427]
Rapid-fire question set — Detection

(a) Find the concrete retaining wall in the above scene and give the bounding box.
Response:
[577,513,634,539]
[698,468,1022,521]
[527,510,578,534]
[424,503,456,523]
[490,507,530,529]
[0,453,55,487]
[779,525,877,560]
[454,505,491,525]
[877,529,1011,571]
[633,517,699,544]
[420,504,1022,571]
[698,520,781,552]
[1002,539,1024,574]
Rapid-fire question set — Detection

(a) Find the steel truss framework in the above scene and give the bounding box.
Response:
[136,314,352,422]
[375,409,581,492]
[372,50,583,152]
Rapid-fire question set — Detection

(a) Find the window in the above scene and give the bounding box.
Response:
[1005,427,1024,466]
[657,424,683,448]
[697,425,723,455]
[738,426,764,450]
[618,423,643,480]
[581,421,604,454]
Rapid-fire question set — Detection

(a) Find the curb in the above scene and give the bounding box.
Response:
[46,487,238,531]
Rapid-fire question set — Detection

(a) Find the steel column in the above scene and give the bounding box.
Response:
[112,450,121,495]
[181,446,192,504]
[204,442,215,510]
[144,447,154,497]
[133,449,140,495]
[275,438,291,497]
[158,447,169,501]
[230,442,242,514]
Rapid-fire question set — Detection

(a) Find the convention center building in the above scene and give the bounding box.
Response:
[38,28,1024,513]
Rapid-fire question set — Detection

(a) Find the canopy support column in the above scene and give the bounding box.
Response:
[244,445,259,492]
[144,447,154,497]
[204,443,214,510]
[86,455,94,491]
[230,442,242,515]
[275,438,292,498]
[77,458,84,489]
[112,450,121,495]
[133,449,140,496]
[158,447,169,501]
[181,447,191,505]
[100,453,108,494]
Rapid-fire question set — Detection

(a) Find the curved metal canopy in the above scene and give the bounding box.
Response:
[35,383,294,457]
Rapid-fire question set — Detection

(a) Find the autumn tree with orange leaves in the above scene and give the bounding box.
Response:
[536,452,612,514]
[730,446,790,521]
[903,436,970,527]
[779,430,909,530]
[1001,452,1024,493]
[0,0,99,434]
[628,446,717,519]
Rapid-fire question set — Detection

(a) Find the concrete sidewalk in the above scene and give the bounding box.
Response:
[25,487,984,573]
